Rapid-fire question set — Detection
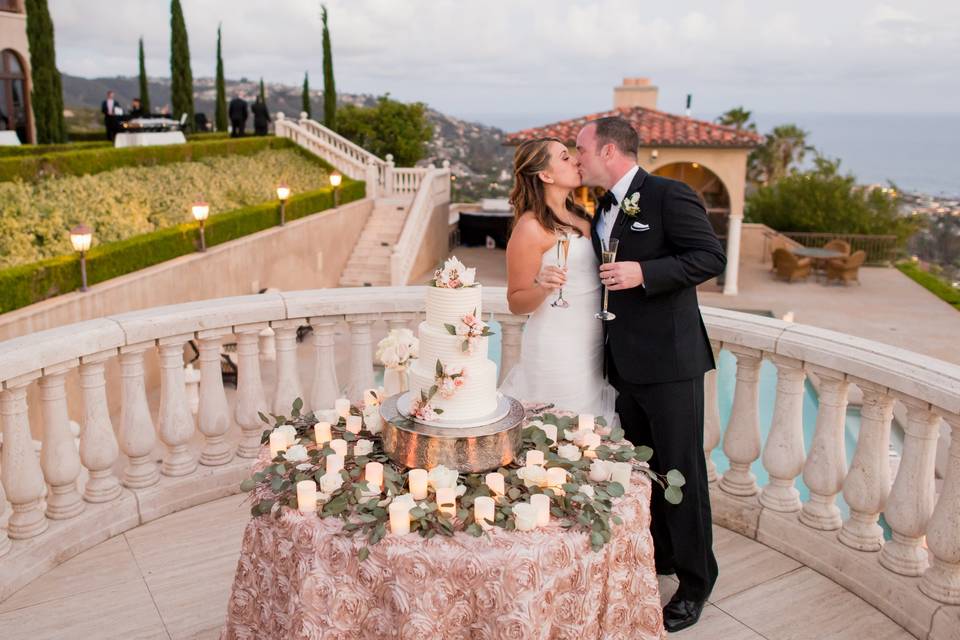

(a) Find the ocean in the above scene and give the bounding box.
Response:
[465,111,960,198]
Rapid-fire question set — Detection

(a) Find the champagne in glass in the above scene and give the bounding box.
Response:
[551,231,571,308]
[595,237,619,321]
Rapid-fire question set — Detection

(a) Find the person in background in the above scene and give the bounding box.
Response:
[101,90,120,140]
[129,98,144,119]
[252,95,270,136]
[228,94,248,137]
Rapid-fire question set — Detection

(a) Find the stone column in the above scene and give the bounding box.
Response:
[920,411,960,603]
[197,330,234,466]
[366,158,380,200]
[0,477,10,557]
[718,346,762,496]
[880,395,940,576]
[118,342,160,488]
[1,373,48,538]
[722,213,743,296]
[346,314,378,402]
[703,341,723,483]
[759,355,807,512]
[384,154,395,196]
[799,367,849,530]
[157,336,198,476]
[309,319,340,412]
[495,315,526,387]
[79,351,122,503]
[235,323,270,458]
[39,364,85,519]
[272,321,306,416]
[839,380,894,551]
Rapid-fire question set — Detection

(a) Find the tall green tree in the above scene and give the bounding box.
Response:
[321,4,336,129]
[336,95,432,166]
[169,0,194,127]
[716,106,756,131]
[25,0,66,143]
[301,71,311,118]
[749,124,814,186]
[259,77,266,103]
[214,24,227,132]
[138,37,151,113]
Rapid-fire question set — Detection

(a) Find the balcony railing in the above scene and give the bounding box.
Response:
[783,232,900,265]
[0,287,957,638]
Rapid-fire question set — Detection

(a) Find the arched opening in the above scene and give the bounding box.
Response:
[653,162,731,243]
[0,48,31,144]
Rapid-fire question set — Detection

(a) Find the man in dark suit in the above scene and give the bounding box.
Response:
[228,95,248,137]
[251,95,270,136]
[576,116,725,633]
[101,91,121,140]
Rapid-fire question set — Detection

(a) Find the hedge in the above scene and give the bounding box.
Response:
[0,135,291,182]
[67,130,234,142]
[0,141,112,158]
[896,262,960,311]
[0,178,365,313]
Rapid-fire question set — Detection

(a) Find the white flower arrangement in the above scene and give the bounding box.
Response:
[589,459,614,483]
[430,256,477,289]
[557,443,583,462]
[620,192,641,217]
[354,439,374,457]
[376,328,419,369]
[282,444,309,463]
[516,464,548,489]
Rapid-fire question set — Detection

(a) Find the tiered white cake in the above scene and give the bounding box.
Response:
[407,262,499,423]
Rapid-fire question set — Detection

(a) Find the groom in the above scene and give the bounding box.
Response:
[576,117,724,632]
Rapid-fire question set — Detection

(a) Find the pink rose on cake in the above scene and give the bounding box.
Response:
[431,256,477,289]
[444,308,495,354]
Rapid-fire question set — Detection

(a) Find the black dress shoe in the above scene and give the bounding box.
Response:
[662,595,706,633]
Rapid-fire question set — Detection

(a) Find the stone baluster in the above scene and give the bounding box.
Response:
[703,341,723,483]
[799,367,849,530]
[0,373,48,538]
[309,319,340,412]
[920,411,960,603]
[235,324,270,458]
[118,343,160,487]
[78,351,122,503]
[385,312,416,333]
[759,355,807,512]
[157,336,198,476]
[366,158,380,200]
[0,478,10,557]
[494,315,527,386]
[272,320,306,415]
[384,154,395,196]
[838,380,894,550]
[880,395,940,575]
[197,330,234,466]
[39,363,85,519]
[718,346,762,496]
[346,314,378,402]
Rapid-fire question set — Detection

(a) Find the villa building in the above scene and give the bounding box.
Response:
[0,0,32,144]
[506,77,764,295]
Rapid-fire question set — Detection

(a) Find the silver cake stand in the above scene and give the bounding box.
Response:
[379,393,525,473]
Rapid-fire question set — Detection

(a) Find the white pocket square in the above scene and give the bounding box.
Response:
[630,221,650,232]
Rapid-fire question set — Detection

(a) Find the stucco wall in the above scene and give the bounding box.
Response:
[408,201,451,283]
[0,5,34,143]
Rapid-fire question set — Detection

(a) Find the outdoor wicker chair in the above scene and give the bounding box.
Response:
[825,250,866,285]
[823,239,851,256]
[773,248,812,282]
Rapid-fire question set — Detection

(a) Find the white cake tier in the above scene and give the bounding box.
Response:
[408,358,499,422]
[417,322,488,371]
[425,285,483,329]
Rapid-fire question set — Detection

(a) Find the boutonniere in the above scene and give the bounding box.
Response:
[620,192,641,218]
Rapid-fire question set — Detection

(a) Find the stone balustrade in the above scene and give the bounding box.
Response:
[0,289,958,638]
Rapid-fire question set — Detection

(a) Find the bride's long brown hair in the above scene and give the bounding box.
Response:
[509,137,590,235]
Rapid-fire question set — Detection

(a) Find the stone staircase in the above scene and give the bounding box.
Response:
[338,195,414,287]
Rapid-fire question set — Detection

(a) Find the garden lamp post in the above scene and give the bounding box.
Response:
[276,183,291,226]
[192,200,210,252]
[330,171,342,208]
[69,224,93,292]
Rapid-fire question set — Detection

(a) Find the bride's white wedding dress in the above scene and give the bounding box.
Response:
[499,234,616,421]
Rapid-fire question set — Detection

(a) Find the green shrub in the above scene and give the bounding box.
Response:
[67,130,109,142]
[0,178,365,313]
[0,135,291,182]
[896,262,960,311]
[0,141,112,158]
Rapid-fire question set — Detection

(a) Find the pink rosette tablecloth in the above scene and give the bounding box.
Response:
[221,455,664,639]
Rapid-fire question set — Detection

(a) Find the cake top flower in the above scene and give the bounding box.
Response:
[431,256,477,288]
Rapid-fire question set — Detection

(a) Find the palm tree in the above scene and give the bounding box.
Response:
[749,124,815,186]
[717,106,756,131]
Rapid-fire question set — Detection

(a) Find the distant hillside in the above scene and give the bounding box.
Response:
[62,74,511,201]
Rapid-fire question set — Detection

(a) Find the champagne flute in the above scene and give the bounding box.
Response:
[551,231,571,308]
[595,237,619,321]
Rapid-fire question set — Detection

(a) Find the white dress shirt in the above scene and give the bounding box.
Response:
[597,165,640,247]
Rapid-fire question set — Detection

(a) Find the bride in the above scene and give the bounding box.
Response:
[499,137,615,421]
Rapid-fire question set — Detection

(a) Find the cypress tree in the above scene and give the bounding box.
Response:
[169,0,194,126]
[214,24,227,132]
[321,4,336,129]
[24,0,66,143]
[301,72,311,119]
[138,37,151,113]
[259,77,266,103]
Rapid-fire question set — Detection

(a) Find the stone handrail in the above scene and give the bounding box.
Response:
[0,288,957,638]
[389,167,451,285]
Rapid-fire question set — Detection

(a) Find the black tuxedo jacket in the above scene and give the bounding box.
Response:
[229,98,249,121]
[591,167,725,385]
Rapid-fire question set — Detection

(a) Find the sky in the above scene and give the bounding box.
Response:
[48,0,960,130]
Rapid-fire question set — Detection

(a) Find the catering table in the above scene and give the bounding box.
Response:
[114,130,187,148]
[221,433,664,639]
[789,246,845,260]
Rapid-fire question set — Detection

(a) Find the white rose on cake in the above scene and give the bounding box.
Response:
[432,256,477,289]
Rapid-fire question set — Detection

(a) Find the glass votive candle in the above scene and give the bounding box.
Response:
[345,415,363,434]
[542,424,558,445]
[326,453,345,475]
[296,480,317,514]
[365,461,384,490]
[389,500,411,535]
[525,450,545,467]
[578,414,595,432]
[330,439,348,457]
[513,503,538,531]
[485,472,505,496]
[314,421,332,445]
[269,431,286,457]
[474,496,495,529]
[611,462,632,487]
[436,487,457,518]
[408,468,428,500]
[531,493,550,526]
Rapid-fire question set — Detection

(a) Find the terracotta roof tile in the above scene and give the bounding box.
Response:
[504,106,764,148]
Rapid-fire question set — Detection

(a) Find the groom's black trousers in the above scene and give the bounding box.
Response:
[609,357,718,602]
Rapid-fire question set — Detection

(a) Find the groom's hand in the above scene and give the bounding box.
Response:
[600,261,644,290]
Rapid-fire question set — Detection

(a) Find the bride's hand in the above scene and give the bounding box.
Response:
[535,265,567,290]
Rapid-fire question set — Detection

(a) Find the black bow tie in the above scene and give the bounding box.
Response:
[596,191,618,213]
